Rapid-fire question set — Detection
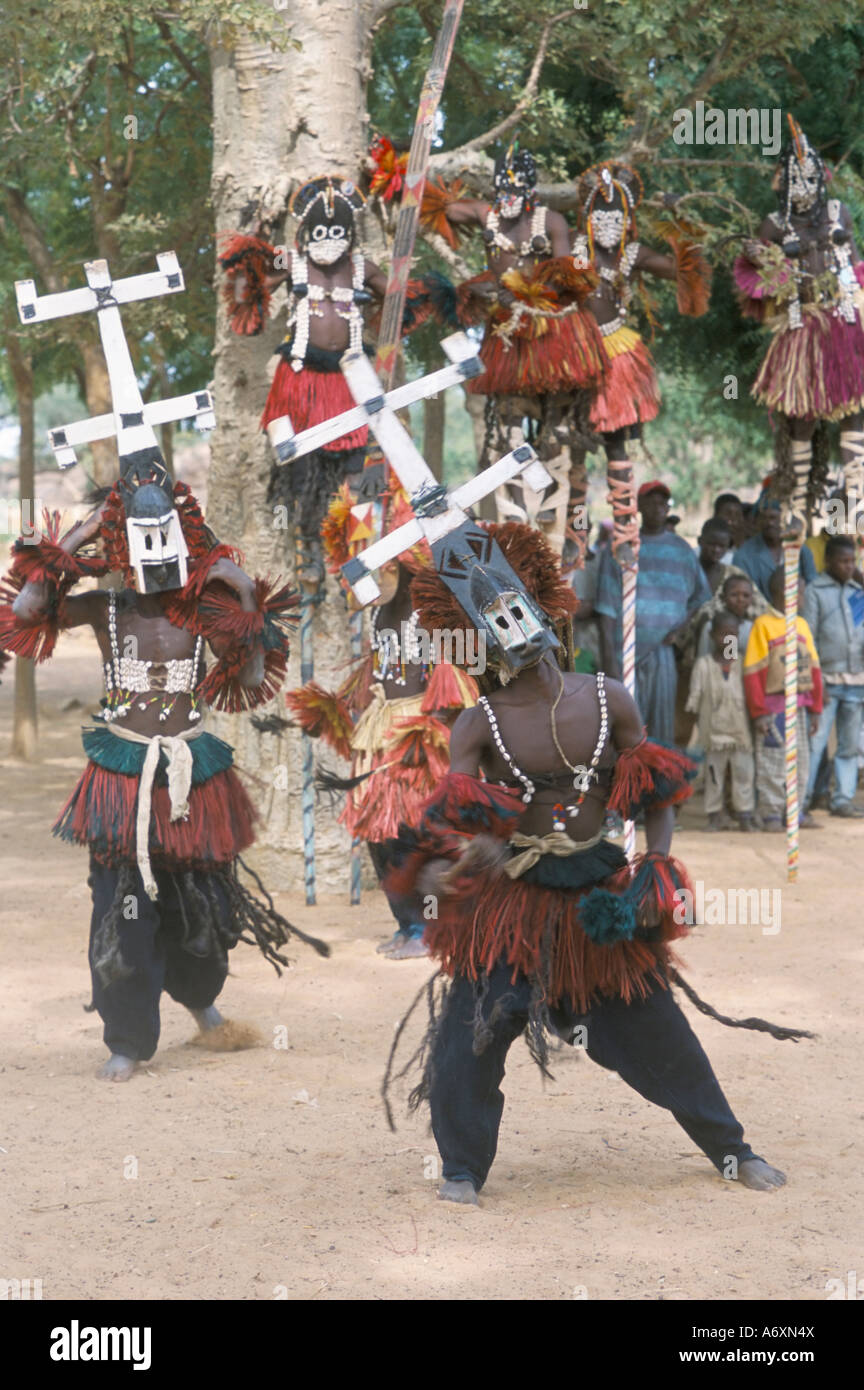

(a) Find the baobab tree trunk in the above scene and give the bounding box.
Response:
[5,332,38,760]
[208,1,378,890]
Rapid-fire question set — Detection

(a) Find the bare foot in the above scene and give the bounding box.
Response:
[189,1005,224,1032]
[376,931,403,956]
[98,1054,136,1082]
[387,936,429,960]
[736,1158,787,1191]
[438,1180,478,1205]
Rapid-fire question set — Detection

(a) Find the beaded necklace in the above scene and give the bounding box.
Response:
[478,672,609,817]
[484,205,550,264]
[371,608,426,687]
[103,591,203,724]
[288,249,366,371]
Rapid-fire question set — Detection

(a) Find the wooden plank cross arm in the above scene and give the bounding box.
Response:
[336,349,552,606]
[266,331,482,465]
[15,253,215,469]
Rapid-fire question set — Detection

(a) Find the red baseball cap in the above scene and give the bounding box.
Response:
[637,480,671,502]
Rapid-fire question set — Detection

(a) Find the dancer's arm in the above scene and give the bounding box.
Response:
[439,198,489,230]
[606,678,676,855]
[634,245,677,281]
[547,208,572,258]
[11,504,107,630]
[203,557,266,687]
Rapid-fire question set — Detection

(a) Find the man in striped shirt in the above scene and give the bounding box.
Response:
[596,481,711,745]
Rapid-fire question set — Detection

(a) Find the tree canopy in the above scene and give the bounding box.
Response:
[3,0,864,503]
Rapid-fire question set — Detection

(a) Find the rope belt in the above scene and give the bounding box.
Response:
[106,723,206,901]
[505,827,606,879]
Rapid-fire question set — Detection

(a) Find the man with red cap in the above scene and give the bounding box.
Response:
[596,480,710,744]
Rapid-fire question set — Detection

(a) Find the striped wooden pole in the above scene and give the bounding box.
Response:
[348,608,364,905]
[374,0,464,394]
[296,529,317,906]
[607,458,640,860]
[621,561,638,861]
[783,540,800,882]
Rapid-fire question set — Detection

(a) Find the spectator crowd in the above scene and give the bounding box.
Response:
[567,481,864,830]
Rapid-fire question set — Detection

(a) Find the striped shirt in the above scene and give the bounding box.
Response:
[595,531,711,663]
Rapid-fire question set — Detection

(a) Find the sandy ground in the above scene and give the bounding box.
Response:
[1,639,862,1304]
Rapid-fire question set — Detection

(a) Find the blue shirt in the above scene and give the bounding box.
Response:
[732,534,815,601]
[595,531,711,663]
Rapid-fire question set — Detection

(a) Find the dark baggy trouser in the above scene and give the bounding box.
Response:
[88,861,231,1062]
[429,964,758,1190]
[368,839,427,939]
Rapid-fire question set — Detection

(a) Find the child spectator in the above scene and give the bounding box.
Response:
[802,534,864,817]
[743,566,823,832]
[695,573,765,658]
[687,612,755,831]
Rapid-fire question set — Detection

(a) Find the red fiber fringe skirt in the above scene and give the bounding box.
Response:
[425,865,683,1012]
[466,312,607,397]
[589,331,660,434]
[54,763,257,870]
[260,360,369,451]
[341,741,450,842]
[753,308,864,421]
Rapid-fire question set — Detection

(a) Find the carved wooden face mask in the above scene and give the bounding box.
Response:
[124,484,189,593]
[118,451,188,593]
[432,522,560,676]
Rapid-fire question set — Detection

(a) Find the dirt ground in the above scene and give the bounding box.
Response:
[1,637,861,1303]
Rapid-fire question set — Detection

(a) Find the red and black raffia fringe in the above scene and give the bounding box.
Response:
[420,660,478,713]
[415,860,679,1015]
[338,652,375,714]
[399,272,458,337]
[217,232,279,336]
[334,712,454,842]
[0,578,65,663]
[541,255,599,303]
[0,512,107,663]
[285,682,354,760]
[410,520,578,640]
[386,773,524,895]
[608,738,697,820]
[418,175,467,249]
[55,763,258,866]
[9,511,107,585]
[455,270,498,327]
[654,216,712,318]
[192,578,298,714]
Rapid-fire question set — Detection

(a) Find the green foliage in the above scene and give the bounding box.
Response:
[3,1,864,500]
[0,0,290,427]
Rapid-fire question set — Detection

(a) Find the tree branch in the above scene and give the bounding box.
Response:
[43,51,98,128]
[654,155,767,171]
[2,185,64,291]
[372,0,414,23]
[443,9,576,159]
[153,14,207,87]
